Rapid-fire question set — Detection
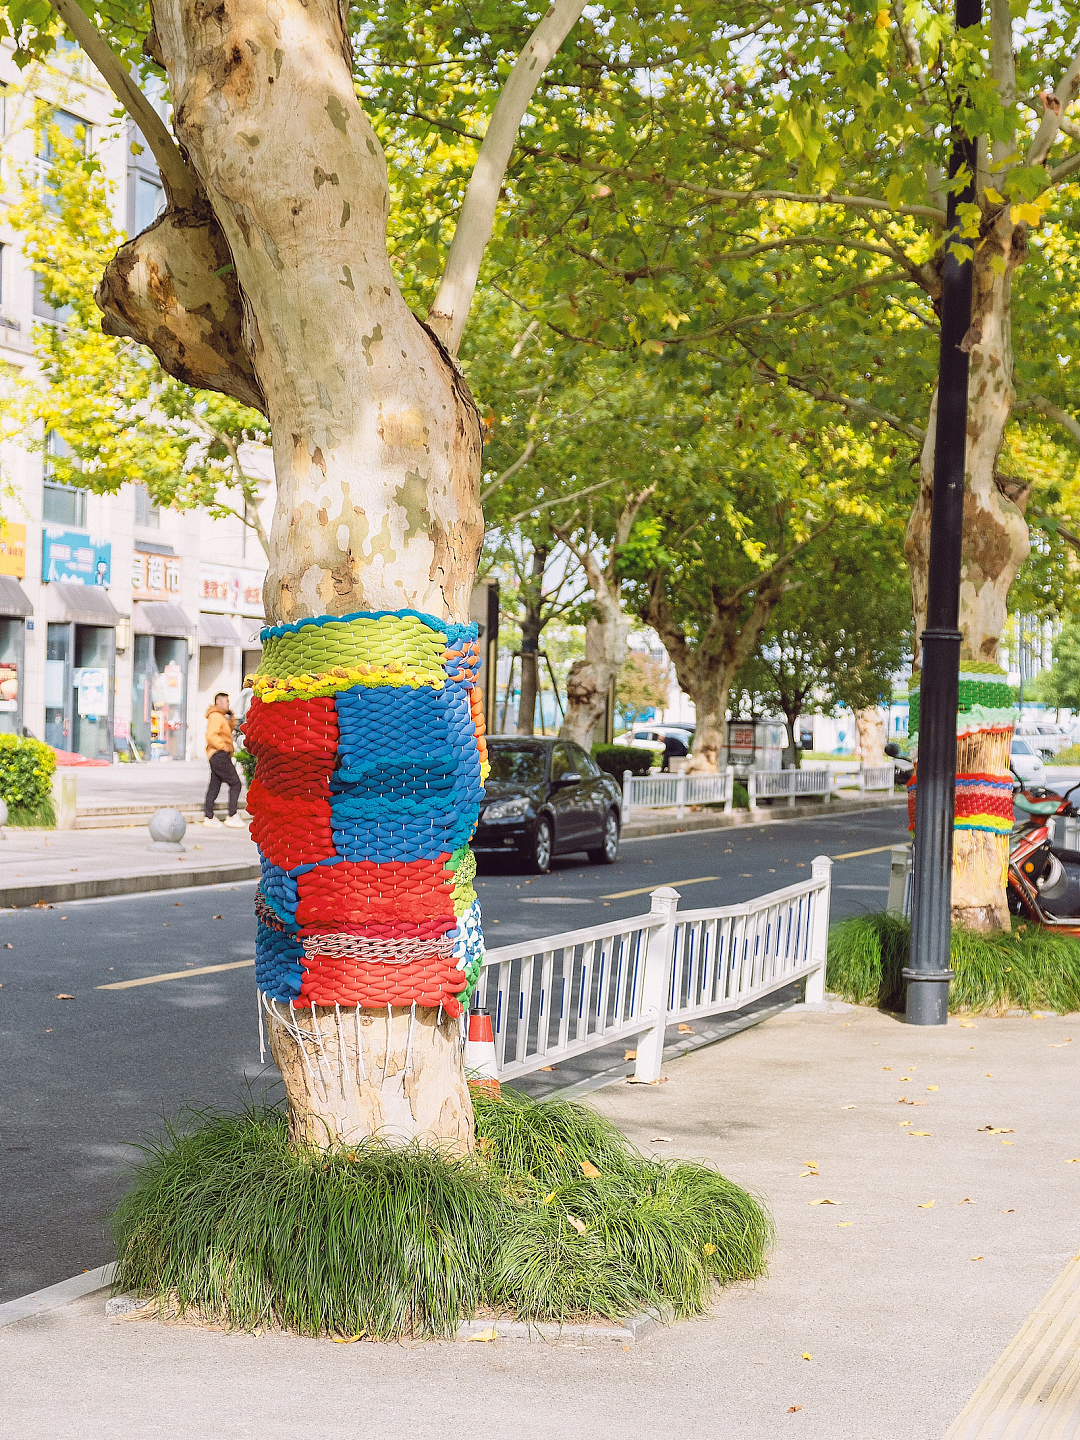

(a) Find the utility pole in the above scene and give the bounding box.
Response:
[904,0,981,1026]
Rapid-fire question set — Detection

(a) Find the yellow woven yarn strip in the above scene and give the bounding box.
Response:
[251,663,444,704]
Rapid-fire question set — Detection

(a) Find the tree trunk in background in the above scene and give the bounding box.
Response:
[855,709,886,766]
[147,0,483,1149]
[516,546,547,735]
[905,214,1029,933]
[560,590,630,747]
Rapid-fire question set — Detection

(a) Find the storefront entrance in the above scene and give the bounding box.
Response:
[131,633,189,761]
[44,622,116,759]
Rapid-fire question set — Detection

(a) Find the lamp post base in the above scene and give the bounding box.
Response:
[902,968,954,1026]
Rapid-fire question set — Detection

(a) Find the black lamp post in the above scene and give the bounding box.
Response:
[904,0,982,1025]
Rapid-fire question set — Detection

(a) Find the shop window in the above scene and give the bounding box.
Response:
[132,634,188,761]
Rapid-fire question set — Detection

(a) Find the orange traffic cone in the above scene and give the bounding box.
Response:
[465,1010,500,1096]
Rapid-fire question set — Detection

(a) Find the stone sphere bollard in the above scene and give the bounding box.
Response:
[148,806,186,851]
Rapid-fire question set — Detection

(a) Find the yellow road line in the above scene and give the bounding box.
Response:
[602,876,719,900]
[98,958,255,991]
[829,845,898,861]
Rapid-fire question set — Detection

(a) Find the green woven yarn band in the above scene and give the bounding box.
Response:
[909,678,1013,735]
[259,613,447,679]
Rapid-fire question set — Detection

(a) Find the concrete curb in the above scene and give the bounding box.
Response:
[0,1263,116,1328]
[0,862,262,909]
[621,795,905,840]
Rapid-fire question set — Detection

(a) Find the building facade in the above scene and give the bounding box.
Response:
[0,42,271,762]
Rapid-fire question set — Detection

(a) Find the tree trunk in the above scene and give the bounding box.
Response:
[147,0,484,1149]
[560,593,630,747]
[516,547,547,735]
[905,215,1029,933]
[855,708,886,766]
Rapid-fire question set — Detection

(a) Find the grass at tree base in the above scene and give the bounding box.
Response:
[111,1088,772,1340]
[827,912,1080,1014]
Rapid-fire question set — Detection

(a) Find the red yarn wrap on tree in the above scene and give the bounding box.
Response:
[297,950,469,1013]
[294,856,456,929]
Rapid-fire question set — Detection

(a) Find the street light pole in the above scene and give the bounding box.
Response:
[904,0,981,1026]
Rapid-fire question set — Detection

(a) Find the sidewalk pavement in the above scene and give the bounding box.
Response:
[3,1003,1078,1440]
[0,819,260,907]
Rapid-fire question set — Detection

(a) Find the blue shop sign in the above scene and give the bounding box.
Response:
[42,527,111,585]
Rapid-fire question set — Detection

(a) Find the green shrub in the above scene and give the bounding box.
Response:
[827,911,1080,1014]
[234,748,256,787]
[593,744,655,778]
[0,734,56,826]
[1053,743,1080,766]
[111,1089,772,1338]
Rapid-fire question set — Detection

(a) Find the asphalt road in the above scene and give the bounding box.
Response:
[0,802,908,1302]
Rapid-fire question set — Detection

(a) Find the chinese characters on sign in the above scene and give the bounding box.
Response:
[132,550,182,602]
[0,522,26,579]
[42,528,111,585]
[199,564,264,615]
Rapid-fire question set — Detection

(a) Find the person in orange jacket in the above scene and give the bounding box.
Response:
[204,692,246,828]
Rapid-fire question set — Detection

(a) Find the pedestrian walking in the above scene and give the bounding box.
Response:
[204,692,246,828]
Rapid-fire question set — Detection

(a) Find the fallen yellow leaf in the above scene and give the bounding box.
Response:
[960,1021,976,1028]
[541,1192,556,1205]
[804,1161,819,1168]
[332,1334,362,1344]
[918,1200,935,1208]
[468,1326,498,1343]
[927,1086,938,1092]
[580,1159,600,1179]
[56,994,75,1000]
[837,1222,854,1228]
[882,1067,892,1071]
[1067,1159,1080,1163]
[899,1120,912,1127]
[979,1127,1013,1134]
[840,1104,856,1110]
[623,1049,637,1061]
[971,1255,984,1261]
[959,1198,975,1204]
[1050,1040,1073,1047]
[704,1243,716,1255]
[1001,1140,1014,1145]
[567,1215,587,1235]
[809,1198,838,1206]
[910,1131,932,1137]
[789,1407,803,1413]
[802,1352,812,1361]
[677,1023,694,1034]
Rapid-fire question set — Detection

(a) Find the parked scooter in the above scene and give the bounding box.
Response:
[1007,775,1080,931]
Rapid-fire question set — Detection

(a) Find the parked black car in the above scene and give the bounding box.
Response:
[473,736,622,872]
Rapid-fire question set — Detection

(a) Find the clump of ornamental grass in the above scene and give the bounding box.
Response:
[827,912,1080,1014]
[111,1088,772,1340]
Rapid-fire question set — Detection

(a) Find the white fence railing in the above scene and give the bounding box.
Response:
[622,767,734,820]
[471,858,832,1083]
[1052,815,1080,851]
[748,766,831,809]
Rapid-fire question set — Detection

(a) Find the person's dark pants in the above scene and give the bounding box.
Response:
[205,750,242,818]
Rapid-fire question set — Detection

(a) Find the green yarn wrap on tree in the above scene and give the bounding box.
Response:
[908,672,1013,737]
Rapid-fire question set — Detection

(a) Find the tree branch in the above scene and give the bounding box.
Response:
[890,0,947,213]
[46,0,198,206]
[427,0,587,355]
[1015,394,1080,445]
[1028,47,1080,167]
[720,518,837,606]
[503,474,623,527]
[743,350,928,442]
[480,438,539,502]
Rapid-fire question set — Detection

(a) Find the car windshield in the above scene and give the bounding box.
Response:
[488,745,547,785]
[1012,739,1033,757]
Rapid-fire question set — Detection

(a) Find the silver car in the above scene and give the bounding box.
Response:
[1011,737,1046,785]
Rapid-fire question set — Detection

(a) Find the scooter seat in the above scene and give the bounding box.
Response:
[1015,794,1060,816]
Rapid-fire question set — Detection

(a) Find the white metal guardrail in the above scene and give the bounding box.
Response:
[471,857,832,1083]
[1052,815,1080,850]
[857,763,896,793]
[748,766,832,808]
[621,767,735,820]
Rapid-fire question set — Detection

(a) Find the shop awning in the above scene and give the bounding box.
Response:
[0,576,33,618]
[45,582,121,627]
[198,613,244,647]
[132,601,197,638]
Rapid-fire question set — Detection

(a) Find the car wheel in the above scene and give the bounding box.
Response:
[588,809,619,865]
[528,817,553,874]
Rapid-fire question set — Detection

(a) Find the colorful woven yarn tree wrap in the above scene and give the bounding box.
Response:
[907,664,1016,839]
[245,609,488,1018]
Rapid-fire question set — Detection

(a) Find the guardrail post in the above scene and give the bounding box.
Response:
[622,769,632,820]
[748,769,758,814]
[805,856,832,1003]
[887,843,911,916]
[787,768,796,808]
[675,773,686,820]
[724,764,734,814]
[633,886,681,1083]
